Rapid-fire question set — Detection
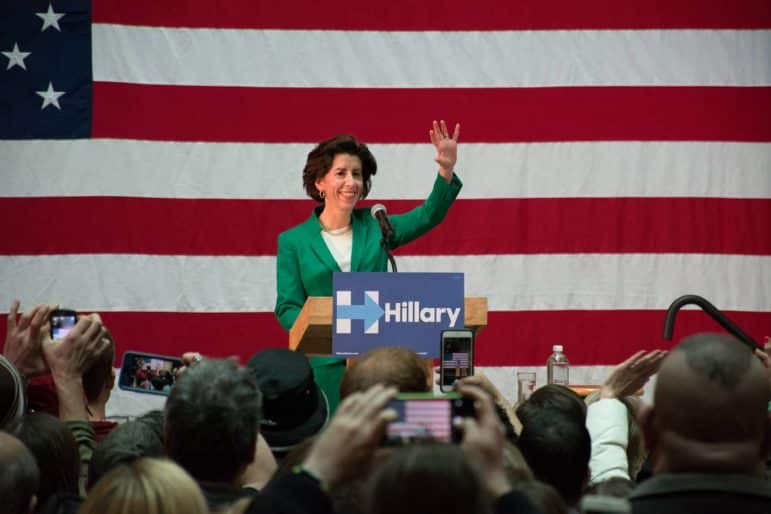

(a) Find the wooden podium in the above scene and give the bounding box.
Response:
[289,296,488,354]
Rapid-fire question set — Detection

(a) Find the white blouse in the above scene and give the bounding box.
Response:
[320,225,353,272]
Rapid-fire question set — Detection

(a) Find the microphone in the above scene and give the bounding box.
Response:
[370,203,395,244]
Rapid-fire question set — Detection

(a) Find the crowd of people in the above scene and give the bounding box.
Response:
[1,300,771,514]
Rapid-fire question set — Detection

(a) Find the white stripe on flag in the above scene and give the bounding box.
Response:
[92,26,771,87]
[4,140,770,199]
[2,254,768,313]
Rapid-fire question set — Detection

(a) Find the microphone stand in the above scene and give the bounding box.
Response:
[381,238,398,272]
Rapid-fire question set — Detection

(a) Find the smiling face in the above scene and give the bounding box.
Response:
[315,153,363,215]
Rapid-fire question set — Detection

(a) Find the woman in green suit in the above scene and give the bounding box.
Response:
[275,120,462,331]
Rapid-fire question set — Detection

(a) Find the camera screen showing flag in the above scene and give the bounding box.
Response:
[444,353,469,370]
[1,1,770,390]
[386,399,453,444]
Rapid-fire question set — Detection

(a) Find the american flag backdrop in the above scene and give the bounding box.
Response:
[2,1,770,395]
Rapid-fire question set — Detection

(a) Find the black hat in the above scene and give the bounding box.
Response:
[245,349,329,453]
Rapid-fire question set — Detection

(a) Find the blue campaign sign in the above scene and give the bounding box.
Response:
[332,272,464,358]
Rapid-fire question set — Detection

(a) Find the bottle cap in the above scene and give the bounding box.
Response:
[552,344,563,352]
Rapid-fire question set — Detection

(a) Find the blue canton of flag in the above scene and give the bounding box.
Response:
[0,0,91,139]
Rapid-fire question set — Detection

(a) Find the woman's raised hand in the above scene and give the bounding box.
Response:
[429,119,460,181]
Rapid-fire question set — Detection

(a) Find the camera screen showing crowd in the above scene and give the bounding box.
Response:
[118,353,182,395]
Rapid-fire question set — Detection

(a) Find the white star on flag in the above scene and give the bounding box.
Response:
[36,3,65,32]
[36,82,65,110]
[2,43,31,70]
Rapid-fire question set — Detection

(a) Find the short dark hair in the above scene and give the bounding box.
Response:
[518,408,590,505]
[516,384,586,427]
[340,346,429,399]
[0,432,40,514]
[83,329,115,403]
[6,413,80,502]
[89,410,165,489]
[164,359,262,483]
[508,479,567,514]
[365,443,490,514]
[302,134,377,202]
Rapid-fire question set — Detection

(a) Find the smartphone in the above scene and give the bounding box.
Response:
[440,329,474,392]
[382,393,475,446]
[118,351,183,396]
[50,309,78,340]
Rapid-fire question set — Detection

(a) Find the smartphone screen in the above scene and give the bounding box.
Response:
[118,351,183,396]
[50,309,78,340]
[383,394,474,445]
[440,329,474,392]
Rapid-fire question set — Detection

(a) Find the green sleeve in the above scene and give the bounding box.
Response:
[66,420,96,498]
[275,231,306,331]
[390,173,462,248]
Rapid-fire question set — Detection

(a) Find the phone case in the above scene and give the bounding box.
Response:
[117,351,183,396]
[439,329,474,392]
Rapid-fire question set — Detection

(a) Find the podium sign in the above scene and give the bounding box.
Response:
[332,272,464,358]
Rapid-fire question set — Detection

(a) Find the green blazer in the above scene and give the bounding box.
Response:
[275,173,462,330]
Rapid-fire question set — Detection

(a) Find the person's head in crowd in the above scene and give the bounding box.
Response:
[80,457,208,514]
[516,384,586,427]
[585,391,647,480]
[164,359,262,485]
[640,333,771,476]
[245,349,328,457]
[365,442,490,514]
[82,328,115,416]
[0,431,39,514]
[519,408,591,506]
[508,479,567,514]
[340,346,430,399]
[0,355,25,429]
[303,134,378,203]
[6,413,80,507]
[88,410,165,490]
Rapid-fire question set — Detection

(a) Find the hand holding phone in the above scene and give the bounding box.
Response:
[118,351,183,396]
[49,309,78,340]
[454,383,511,498]
[440,329,474,392]
[382,393,475,446]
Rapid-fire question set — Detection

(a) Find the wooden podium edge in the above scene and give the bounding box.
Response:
[289,296,487,355]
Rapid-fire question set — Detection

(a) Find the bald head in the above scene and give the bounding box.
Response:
[340,346,430,399]
[646,333,770,475]
[655,333,769,442]
[0,432,39,514]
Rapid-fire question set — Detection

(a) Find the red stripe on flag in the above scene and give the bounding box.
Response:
[2,310,764,367]
[92,84,771,143]
[92,0,771,30]
[479,310,771,365]
[1,197,769,256]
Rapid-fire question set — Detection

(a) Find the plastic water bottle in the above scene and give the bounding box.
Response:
[547,345,569,385]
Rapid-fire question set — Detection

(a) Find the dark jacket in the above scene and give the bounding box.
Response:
[629,473,771,514]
